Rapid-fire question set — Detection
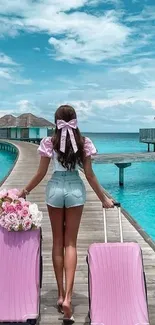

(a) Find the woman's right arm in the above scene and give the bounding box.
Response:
[18,137,53,198]
[18,156,50,198]
[83,155,114,208]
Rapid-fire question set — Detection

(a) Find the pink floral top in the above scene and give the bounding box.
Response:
[38,136,97,158]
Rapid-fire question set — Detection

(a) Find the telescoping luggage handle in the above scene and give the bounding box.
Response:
[103,202,123,243]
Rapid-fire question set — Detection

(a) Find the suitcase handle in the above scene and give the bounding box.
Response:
[103,202,123,243]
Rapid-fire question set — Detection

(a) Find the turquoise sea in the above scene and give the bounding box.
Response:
[84,133,155,240]
[0,150,17,183]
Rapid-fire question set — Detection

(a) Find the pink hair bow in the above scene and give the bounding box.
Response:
[57,119,78,153]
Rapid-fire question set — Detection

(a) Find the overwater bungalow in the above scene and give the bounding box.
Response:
[0,113,55,142]
[139,128,155,151]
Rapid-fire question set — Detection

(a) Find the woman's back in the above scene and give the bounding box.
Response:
[38,136,97,173]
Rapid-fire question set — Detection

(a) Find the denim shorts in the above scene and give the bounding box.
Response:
[45,171,86,208]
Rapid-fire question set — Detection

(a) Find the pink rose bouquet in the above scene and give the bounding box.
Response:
[0,188,43,232]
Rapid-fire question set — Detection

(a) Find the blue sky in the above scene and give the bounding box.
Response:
[0,0,155,132]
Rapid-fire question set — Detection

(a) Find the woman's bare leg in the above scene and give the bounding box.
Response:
[47,205,65,305]
[63,205,83,318]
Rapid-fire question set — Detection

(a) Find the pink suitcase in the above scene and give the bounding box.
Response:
[0,226,42,324]
[87,203,150,325]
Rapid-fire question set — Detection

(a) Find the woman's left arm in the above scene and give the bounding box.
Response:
[18,156,50,198]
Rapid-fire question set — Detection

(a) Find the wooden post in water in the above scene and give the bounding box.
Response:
[119,167,124,187]
[115,163,131,186]
[148,143,150,152]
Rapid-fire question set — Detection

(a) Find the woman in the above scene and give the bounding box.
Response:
[18,105,114,322]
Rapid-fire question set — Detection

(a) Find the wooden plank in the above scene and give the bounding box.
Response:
[0,139,155,324]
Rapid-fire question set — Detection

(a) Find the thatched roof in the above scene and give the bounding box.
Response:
[0,114,16,127]
[0,113,55,128]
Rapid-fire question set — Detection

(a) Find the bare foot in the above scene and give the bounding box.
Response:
[57,296,64,313]
[62,300,72,319]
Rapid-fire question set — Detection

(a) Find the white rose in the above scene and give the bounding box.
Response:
[29,203,39,216]
[32,211,43,228]
[12,219,20,231]
[29,204,43,228]
[37,211,43,222]
[36,219,42,227]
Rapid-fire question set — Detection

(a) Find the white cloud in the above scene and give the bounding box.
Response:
[69,99,155,127]
[12,77,32,85]
[0,0,155,132]
[0,0,88,17]
[48,11,130,63]
[0,67,32,85]
[0,68,13,80]
[0,110,13,118]
[0,52,32,85]
[3,49,154,121]
[0,1,131,63]
[16,100,37,113]
[68,100,97,121]
[0,16,22,38]
[2,95,155,132]
[117,65,143,75]
[33,47,41,51]
[47,98,155,131]
[89,0,120,4]
[0,0,153,66]
[126,6,155,23]
[0,53,18,65]
[40,97,155,124]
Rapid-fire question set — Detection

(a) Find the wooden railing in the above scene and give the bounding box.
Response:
[0,141,18,154]
[0,138,42,144]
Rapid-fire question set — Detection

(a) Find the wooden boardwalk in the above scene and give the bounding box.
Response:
[0,140,155,324]
[93,151,155,164]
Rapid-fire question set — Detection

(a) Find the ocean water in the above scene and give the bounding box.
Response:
[0,150,17,183]
[84,133,155,240]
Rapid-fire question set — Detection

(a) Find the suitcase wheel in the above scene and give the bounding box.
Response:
[27,319,37,325]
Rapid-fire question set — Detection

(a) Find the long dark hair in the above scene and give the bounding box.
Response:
[52,105,85,170]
